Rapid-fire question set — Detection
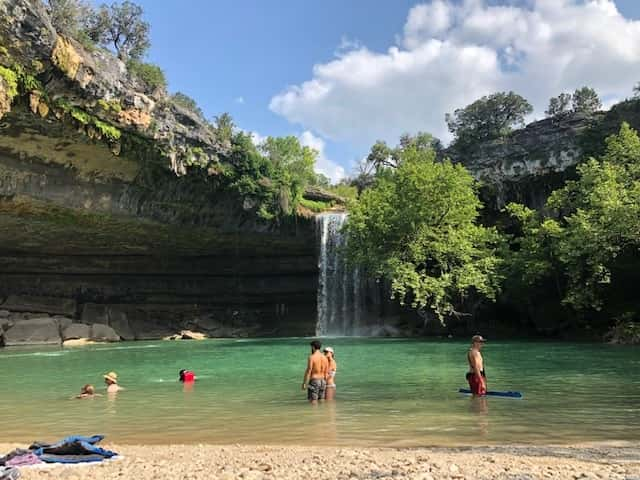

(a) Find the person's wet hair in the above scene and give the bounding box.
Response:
[310,340,321,351]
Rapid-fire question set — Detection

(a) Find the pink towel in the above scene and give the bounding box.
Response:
[6,453,42,467]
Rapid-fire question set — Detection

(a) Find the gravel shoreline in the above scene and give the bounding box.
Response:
[5,443,640,480]
[3,443,640,480]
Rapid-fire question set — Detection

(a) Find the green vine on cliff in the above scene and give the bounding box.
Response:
[55,97,122,144]
[97,98,122,113]
[93,118,122,141]
[0,65,18,100]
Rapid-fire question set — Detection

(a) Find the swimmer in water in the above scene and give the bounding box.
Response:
[179,369,196,382]
[104,371,124,393]
[75,384,101,399]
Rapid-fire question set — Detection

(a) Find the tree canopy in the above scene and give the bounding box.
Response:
[545,93,572,117]
[571,86,602,114]
[45,0,92,36]
[86,1,150,60]
[344,146,503,321]
[225,134,318,220]
[446,91,533,151]
[507,122,640,313]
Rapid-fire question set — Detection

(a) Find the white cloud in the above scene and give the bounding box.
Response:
[299,131,345,183]
[270,0,640,147]
[235,96,245,104]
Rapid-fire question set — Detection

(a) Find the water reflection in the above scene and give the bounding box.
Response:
[183,382,195,394]
[469,396,489,437]
[2,339,639,446]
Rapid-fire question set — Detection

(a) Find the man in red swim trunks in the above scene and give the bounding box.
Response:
[466,335,487,396]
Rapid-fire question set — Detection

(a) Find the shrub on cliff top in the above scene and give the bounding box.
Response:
[171,92,204,118]
[127,60,166,92]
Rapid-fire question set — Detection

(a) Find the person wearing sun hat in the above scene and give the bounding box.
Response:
[466,335,487,396]
[103,371,123,393]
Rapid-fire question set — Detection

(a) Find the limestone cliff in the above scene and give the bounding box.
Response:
[0,0,318,344]
[447,102,640,210]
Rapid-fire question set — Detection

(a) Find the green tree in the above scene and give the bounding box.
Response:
[365,140,393,172]
[213,112,235,147]
[362,132,442,178]
[126,60,166,91]
[571,86,602,114]
[345,146,503,321]
[398,131,442,153]
[45,0,93,36]
[87,1,150,60]
[508,122,640,312]
[545,93,572,117]
[311,173,331,188]
[446,91,533,151]
[261,136,317,209]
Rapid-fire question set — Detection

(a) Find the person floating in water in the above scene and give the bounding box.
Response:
[103,371,123,393]
[323,346,337,400]
[75,384,101,399]
[302,340,328,404]
[466,335,487,396]
[179,369,196,382]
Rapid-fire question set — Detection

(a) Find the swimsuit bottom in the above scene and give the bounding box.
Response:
[307,378,326,401]
[326,384,336,388]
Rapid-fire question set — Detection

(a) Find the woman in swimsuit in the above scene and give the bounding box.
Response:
[323,346,337,400]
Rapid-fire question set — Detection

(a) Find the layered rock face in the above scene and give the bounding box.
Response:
[447,114,598,210]
[447,102,640,211]
[0,0,317,345]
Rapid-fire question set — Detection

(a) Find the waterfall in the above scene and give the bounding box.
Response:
[315,212,363,336]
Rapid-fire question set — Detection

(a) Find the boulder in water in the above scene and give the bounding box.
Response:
[2,317,62,346]
[163,330,207,340]
[90,323,121,342]
[63,323,91,341]
[108,307,135,341]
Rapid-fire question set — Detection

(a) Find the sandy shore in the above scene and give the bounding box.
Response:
[2,443,639,480]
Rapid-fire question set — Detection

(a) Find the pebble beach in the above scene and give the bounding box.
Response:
[3,443,639,480]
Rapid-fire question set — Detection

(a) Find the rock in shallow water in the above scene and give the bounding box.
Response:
[90,323,120,342]
[2,317,62,345]
[62,323,91,340]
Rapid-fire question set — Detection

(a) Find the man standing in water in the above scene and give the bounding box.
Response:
[302,340,328,404]
[466,335,487,396]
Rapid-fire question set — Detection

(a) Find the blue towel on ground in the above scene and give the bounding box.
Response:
[31,435,117,464]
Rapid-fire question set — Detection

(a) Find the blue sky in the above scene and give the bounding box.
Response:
[117,1,640,181]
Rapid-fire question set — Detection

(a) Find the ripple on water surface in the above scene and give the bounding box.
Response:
[0,338,639,446]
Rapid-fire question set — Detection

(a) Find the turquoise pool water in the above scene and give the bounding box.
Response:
[0,338,638,446]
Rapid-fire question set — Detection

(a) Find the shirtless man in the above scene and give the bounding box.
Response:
[302,340,328,404]
[466,335,487,396]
